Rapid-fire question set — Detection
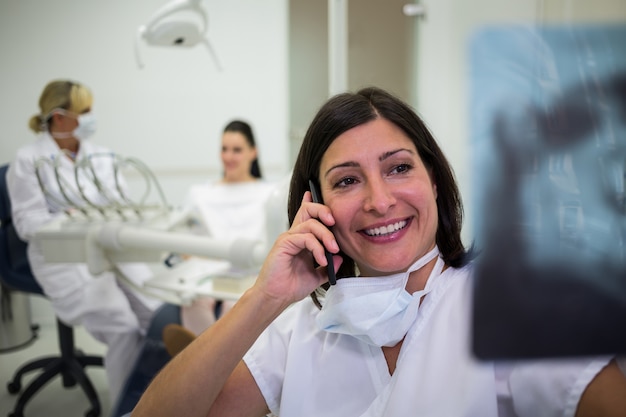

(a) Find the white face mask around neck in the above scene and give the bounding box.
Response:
[316,246,442,347]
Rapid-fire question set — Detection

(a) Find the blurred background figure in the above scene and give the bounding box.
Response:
[174,119,278,336]
[6,79,163,403]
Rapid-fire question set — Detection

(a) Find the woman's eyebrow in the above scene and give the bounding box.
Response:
[323,148,415,178]
[324,161,359,178]
[379,148,415,161]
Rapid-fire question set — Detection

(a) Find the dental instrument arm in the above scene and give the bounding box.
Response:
[84,222,268,275]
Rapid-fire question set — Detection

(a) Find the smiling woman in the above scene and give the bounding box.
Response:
[220,120,262,183]
[132,87,626,417]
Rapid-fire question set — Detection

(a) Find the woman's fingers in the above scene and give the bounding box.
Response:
[293,192,336,230]
[253,191,341,302]
[301,230,336,267]
[272,228,332,269]
[255,234,325,301]
[291,191,338,255]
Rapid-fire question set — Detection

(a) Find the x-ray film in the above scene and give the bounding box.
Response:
[470,23,626,359]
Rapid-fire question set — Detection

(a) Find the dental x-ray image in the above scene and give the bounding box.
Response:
[470,23,626,359]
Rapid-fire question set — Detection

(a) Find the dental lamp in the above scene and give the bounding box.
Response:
[134,0,221,70]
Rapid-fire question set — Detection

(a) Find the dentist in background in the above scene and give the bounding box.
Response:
[6,79,162,403]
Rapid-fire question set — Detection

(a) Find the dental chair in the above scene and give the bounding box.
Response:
[0,164,104,417]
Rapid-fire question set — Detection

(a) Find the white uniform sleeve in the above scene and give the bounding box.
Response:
[496,357,612,417]
[6,151,60,241]
[243,303,301,415]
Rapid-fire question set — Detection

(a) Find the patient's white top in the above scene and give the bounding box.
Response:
[183,180,277,241]
[243,264,610,417]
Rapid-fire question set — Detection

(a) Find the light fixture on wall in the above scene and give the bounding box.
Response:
[134,0,221,70]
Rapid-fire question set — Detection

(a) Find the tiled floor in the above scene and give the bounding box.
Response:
[0,295,111,417]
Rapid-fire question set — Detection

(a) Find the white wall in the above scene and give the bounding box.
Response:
[0,0,289,205]
[288,0,416,168]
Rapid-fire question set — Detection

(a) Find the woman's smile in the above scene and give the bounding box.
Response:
[319,118,438,277]
[361,217,410,237]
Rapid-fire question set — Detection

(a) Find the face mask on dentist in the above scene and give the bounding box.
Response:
[316,246,442,347]
[48,109,97,141]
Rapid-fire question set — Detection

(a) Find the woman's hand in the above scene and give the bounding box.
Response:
[251,191,342,307]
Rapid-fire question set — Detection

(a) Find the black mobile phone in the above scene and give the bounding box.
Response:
[308,179,337,285]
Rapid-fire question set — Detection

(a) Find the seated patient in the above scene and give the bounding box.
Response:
[176,120,278,335]
[133,87,626,417]
[7,79,163,403]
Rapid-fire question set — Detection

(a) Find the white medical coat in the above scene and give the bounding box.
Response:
[243,263,610,417]
[7,133,157,309]
[6,133,161,400]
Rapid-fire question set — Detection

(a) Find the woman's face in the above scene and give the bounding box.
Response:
[318,118,438,277]
[220,131,257,182]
